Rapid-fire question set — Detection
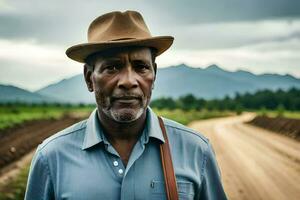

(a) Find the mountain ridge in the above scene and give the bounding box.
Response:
[1,64,299,103]
[0,84,58,103]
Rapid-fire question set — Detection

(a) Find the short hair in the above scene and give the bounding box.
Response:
[85,47,157,71]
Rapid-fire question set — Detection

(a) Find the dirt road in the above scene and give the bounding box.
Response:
[189,113,300,200]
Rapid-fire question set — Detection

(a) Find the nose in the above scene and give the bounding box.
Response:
[117,66,138,90]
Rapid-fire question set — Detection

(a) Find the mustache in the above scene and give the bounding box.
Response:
[111,93,143,100]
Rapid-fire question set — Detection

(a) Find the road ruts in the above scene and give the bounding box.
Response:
[189,113,300,200]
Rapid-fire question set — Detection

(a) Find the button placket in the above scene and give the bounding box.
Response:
[111,157,125,177]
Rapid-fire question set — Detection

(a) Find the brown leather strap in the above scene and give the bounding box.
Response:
[158,116,179,200]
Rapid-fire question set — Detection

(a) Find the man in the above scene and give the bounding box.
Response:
[25,11,227,200]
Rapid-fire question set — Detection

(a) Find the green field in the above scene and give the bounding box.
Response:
[153,108,234,125]
[255,109,300,119]
[0,166,29,200]
[0,105,235,131]
[0,104,95,130]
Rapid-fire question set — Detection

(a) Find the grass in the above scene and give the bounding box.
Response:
[0,104,95,130]
[0,165,29,200]
[153,108,234,125]
[0,105,235,130]
[255,110,300,119]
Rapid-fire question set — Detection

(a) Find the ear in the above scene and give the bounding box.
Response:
[83,64,94,92]
[153,62,157,81]
[152,62,157,90]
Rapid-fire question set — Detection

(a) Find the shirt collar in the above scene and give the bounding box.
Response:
[146,107,165,143]
[82,107,165,150]
[82,109,104,150]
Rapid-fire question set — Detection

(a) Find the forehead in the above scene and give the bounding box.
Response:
[91,46,152,64]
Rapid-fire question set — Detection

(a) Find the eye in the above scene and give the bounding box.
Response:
[135,63,150,72]
[103,65,119,73]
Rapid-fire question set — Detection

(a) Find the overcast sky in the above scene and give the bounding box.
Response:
[1,0,300,91]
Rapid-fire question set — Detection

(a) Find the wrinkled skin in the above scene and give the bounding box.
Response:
[84,47,156,124]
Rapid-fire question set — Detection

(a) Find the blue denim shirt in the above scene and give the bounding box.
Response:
[25,107,227,200]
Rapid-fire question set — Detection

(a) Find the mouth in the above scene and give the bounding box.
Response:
[112,96,141,104]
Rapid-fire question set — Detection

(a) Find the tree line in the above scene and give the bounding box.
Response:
[150,87,300,111]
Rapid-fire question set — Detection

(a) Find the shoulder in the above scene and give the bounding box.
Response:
[37,119,87,153]
[161,117,210,152]
[162,117,209,143]
[161,117,217,177]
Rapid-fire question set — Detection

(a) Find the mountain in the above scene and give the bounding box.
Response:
[0,84,57,103]
[35,64,300,103]
[2,64,300,104]
[153,64,300,99]
[36,75,94,104]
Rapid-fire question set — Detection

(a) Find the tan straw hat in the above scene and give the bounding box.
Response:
[66,10,174,63]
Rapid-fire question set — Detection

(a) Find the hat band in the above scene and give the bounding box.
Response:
[110,37,136,41]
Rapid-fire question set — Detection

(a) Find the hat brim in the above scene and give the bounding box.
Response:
[66,36,174,63]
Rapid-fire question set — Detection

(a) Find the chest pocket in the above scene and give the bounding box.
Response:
[150,180,195,200]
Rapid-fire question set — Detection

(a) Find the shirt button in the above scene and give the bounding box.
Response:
[118,169,124,175]
[113,161,118,167]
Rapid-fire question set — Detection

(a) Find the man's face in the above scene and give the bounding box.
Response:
[86,47,156,123]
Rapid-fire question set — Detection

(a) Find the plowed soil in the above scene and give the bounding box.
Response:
[190,113,300,200]
[248,115,300,141]
[0,116,82,171]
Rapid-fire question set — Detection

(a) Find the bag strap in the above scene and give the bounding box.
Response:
[158,116,179,200]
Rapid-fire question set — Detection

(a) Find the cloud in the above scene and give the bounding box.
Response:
[170,18,300,50]
[0,35,299,91]
[0,0,14,11]
[157,37,300,77]
[0,39,82,91]
[0,1,299,90]
[0,0,150,44]
[150,0,300,24]
[0,0,300,45]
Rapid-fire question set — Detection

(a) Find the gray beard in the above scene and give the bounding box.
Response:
[95,83,153,123]
[102,107,145,123]
[98,94,148,123]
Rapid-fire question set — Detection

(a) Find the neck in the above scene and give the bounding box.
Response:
[97,108,148,166]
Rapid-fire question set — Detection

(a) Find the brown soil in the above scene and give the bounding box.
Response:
[0,115,83,172]
[247,116,300,141]
[189,113,300,200]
